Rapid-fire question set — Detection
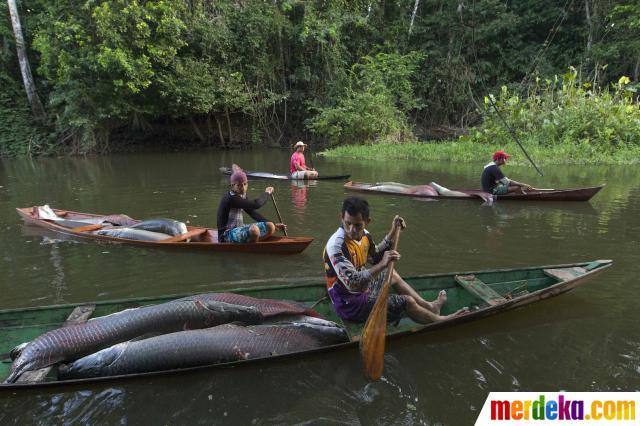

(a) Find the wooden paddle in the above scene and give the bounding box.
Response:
[270,192,288,236]
[359,217,403,380]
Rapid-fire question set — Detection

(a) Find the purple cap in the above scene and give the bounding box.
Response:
[230,164,248,184]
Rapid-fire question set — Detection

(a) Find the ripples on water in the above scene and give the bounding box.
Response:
[1,151,638,423]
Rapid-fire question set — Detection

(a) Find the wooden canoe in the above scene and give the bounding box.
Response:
[16,207,313,254]
[344,181,605,201]
[220,166,350,181]
[0,259,611,390]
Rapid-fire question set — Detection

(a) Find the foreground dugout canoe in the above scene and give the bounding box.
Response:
[220,166,350,181]
[344,181,605,201]
[0,259,611,390]
[16,207,313,254]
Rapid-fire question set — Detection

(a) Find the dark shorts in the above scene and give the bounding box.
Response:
[492,183,509,195]
[224,222,268,243]
[328,270,407,324]
[366,271,407,323]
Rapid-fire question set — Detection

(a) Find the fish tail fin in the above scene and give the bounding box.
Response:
[305,309,323,318]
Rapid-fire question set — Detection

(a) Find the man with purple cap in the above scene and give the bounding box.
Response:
[216,164,286,243]
[290,141,318,179]
[481,150,534,195]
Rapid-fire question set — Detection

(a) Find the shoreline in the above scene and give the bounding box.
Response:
[320,141,640,165]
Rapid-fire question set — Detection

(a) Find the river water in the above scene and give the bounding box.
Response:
[0,149,638,424]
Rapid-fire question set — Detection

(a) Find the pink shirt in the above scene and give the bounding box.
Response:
[290,151,306,174]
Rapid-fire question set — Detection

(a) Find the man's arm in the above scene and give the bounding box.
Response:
[370,234,391,264]
[293,153,310,171]
[504,178,532,189]
[330,247,396,293]
[246,209,268,223]
[229,192,269,210]
[370,216,404,263]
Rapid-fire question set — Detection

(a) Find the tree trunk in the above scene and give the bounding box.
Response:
[225,108,233,146]
[188,115,206,143]
[585,0,593,56]
[205,115,214,146]
[409,0,420,36]
[7,0,46,121]
[214,114,226,148]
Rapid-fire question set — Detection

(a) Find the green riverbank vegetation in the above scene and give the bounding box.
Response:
[1,1,639,157]
[323,68,640,165]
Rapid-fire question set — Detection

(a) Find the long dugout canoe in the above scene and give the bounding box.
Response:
[344,181,605,201]
[0,259,611,390]
[16,207,313,254]
[220,166,350,181]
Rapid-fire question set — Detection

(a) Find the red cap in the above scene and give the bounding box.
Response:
[492,150,510,161]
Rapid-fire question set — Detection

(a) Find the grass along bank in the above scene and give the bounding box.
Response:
[320,140,640,165]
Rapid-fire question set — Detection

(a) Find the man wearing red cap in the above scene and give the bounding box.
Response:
[290,141,318,179]
[216,164,287,243]
[481,150,533,195]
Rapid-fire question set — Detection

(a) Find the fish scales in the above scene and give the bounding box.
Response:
[5,297,263,383]
[59,322,349,379]
[194,293,321,318]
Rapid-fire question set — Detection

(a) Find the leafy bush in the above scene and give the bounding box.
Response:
[0,75,54,156]
[306,52,421,145]
[463,67,640,158]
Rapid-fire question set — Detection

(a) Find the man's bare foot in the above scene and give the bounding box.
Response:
[430,290,447,314]
[440,307,470,320]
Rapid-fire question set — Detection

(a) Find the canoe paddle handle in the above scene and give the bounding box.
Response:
[270,192,288,236]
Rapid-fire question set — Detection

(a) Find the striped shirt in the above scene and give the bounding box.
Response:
[323,226,391,321]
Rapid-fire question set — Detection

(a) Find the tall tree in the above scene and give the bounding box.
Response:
[6,0,45,120]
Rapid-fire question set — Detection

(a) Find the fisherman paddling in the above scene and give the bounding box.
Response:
[323,196,468,324]
[217,164,286,243]
[290,141,318,179]
[482,150,534,195]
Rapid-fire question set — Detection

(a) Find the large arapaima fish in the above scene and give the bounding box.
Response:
[93,227,172,241]
[130,218,188,236]
[6,294,319,383]
[59,319,349,379]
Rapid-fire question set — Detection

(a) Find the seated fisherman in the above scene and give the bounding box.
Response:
[290,141,318,179]
[323,196,468,324]
[217,165,286,243]
[481,150,534,195]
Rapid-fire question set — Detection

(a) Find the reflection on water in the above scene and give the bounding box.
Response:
[0,150,639,423]
[48,243,67,304]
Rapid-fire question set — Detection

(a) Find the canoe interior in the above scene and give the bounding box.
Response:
[344,181,604,201]
[0,260,610,386]
[16,207,313,254]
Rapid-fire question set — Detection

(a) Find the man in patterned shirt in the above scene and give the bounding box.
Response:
[323,196,467,324]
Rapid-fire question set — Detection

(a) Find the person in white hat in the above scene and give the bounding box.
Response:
[290,141,318,179]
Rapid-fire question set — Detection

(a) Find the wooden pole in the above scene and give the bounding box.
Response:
[306,144,315,170]
[270,192,288,236]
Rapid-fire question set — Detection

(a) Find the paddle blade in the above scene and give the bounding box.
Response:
[358,220,402,381]
[359,283,390,381]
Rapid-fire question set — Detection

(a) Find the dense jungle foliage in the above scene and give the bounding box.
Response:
[1,0,639,156]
